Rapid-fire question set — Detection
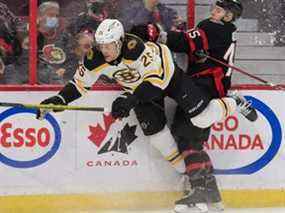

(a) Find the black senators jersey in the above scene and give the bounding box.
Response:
[70,34,175,95]
[166,18,237,75]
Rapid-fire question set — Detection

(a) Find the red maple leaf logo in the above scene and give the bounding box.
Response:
[88,114,116,147]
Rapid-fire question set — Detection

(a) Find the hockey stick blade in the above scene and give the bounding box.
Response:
[0,102,108,112]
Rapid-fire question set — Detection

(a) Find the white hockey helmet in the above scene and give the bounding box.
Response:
[95,19,124,44]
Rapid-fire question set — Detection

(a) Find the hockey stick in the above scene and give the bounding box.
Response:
[0,102,108,112]
[206,55,284,89]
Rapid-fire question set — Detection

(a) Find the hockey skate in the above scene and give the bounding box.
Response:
[175,186,209,213]
[206,176,224,212]
[229,91,258,122]
[174,176,224,213]
[180,174,191,195]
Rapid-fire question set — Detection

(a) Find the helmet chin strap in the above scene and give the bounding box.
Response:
[114,39,123,58]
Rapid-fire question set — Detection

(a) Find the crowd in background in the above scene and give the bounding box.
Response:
[0,0,186,85]
[241,0,285,46]
[0,0,284,85]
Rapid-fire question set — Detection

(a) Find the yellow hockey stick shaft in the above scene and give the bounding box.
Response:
[0,102,107,112]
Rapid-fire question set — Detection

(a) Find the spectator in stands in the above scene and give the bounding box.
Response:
[3,41,63,85]
[54,31,94,83]
[0,20,22,71]
[0,2,23,32]
[52,0,114,83]
[0,2,23,83]
[37,1,65,46]
[117,0,186,32]
[36,1,65,84]
[66,0,110,36]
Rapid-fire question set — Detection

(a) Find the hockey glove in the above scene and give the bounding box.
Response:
[111,93,138,119]
[194,49,208,63]
[36,95,66,120]
[130,23,165,43]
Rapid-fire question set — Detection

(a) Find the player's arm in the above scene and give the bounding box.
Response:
[111,43,164,119]
[165,30,190,53]
[37,49,103,119]
[129,24,208,60]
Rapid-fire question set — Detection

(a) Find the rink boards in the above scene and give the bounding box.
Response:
[0,89,284,211]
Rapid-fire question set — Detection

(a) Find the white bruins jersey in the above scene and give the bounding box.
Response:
[71,34,175,95]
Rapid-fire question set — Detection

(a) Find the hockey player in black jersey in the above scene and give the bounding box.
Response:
[37,19,256,212]
[169,1,244,212]
[130,0,258,212]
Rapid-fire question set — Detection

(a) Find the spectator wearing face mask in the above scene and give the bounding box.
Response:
[34,1,64,84]
[37,1,65,46]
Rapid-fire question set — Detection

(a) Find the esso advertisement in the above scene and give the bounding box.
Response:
[206,96,282,175]
[0,107,61,168]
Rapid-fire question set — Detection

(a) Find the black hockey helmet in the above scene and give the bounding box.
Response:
[216,0,243,21]
[86,0,105,15]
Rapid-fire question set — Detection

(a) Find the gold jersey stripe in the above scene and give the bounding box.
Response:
[217,99,228,118]
[165,150,179,161]
[161,45,171,82]
[142,68,163,79]
[144,45,173,89]
[122,58,134,65]
[91,63,109,73]
[73,78,89,94]
[170,155,185,166]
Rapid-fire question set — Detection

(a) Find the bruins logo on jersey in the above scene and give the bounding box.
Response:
[127,39,137,50]
[113,68,141,83]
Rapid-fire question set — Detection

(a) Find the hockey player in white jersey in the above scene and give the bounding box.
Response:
[37,19,257,211]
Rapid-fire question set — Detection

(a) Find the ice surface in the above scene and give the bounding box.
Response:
[93,208,285,213]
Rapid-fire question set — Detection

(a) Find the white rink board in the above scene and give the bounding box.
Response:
[0,90,284,195]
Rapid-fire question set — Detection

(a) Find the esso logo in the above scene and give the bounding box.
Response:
[1,123,50,148]
[0,107,61,168]
[206,96,282,175]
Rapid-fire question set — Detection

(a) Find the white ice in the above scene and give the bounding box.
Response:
[92,208,285,213]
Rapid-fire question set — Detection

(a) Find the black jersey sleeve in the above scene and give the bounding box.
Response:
[166,28,209,56]
[58,81,82,104]
[166,31,190,53]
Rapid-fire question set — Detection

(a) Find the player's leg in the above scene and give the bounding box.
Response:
[171,108,223,213]
[171,75,257,129]
[134,99,185,174]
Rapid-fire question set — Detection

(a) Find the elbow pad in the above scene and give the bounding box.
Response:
[58,82,82,104]
[133,81,164,103]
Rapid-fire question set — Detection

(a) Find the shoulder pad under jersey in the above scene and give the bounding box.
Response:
[83,47,107,71]
[122,33,145,61]
[198,18,236,33]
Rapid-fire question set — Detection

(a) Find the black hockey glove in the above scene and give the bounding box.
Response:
[130,23,161,42]
[36,95,66,120]
[111,93,138,119]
